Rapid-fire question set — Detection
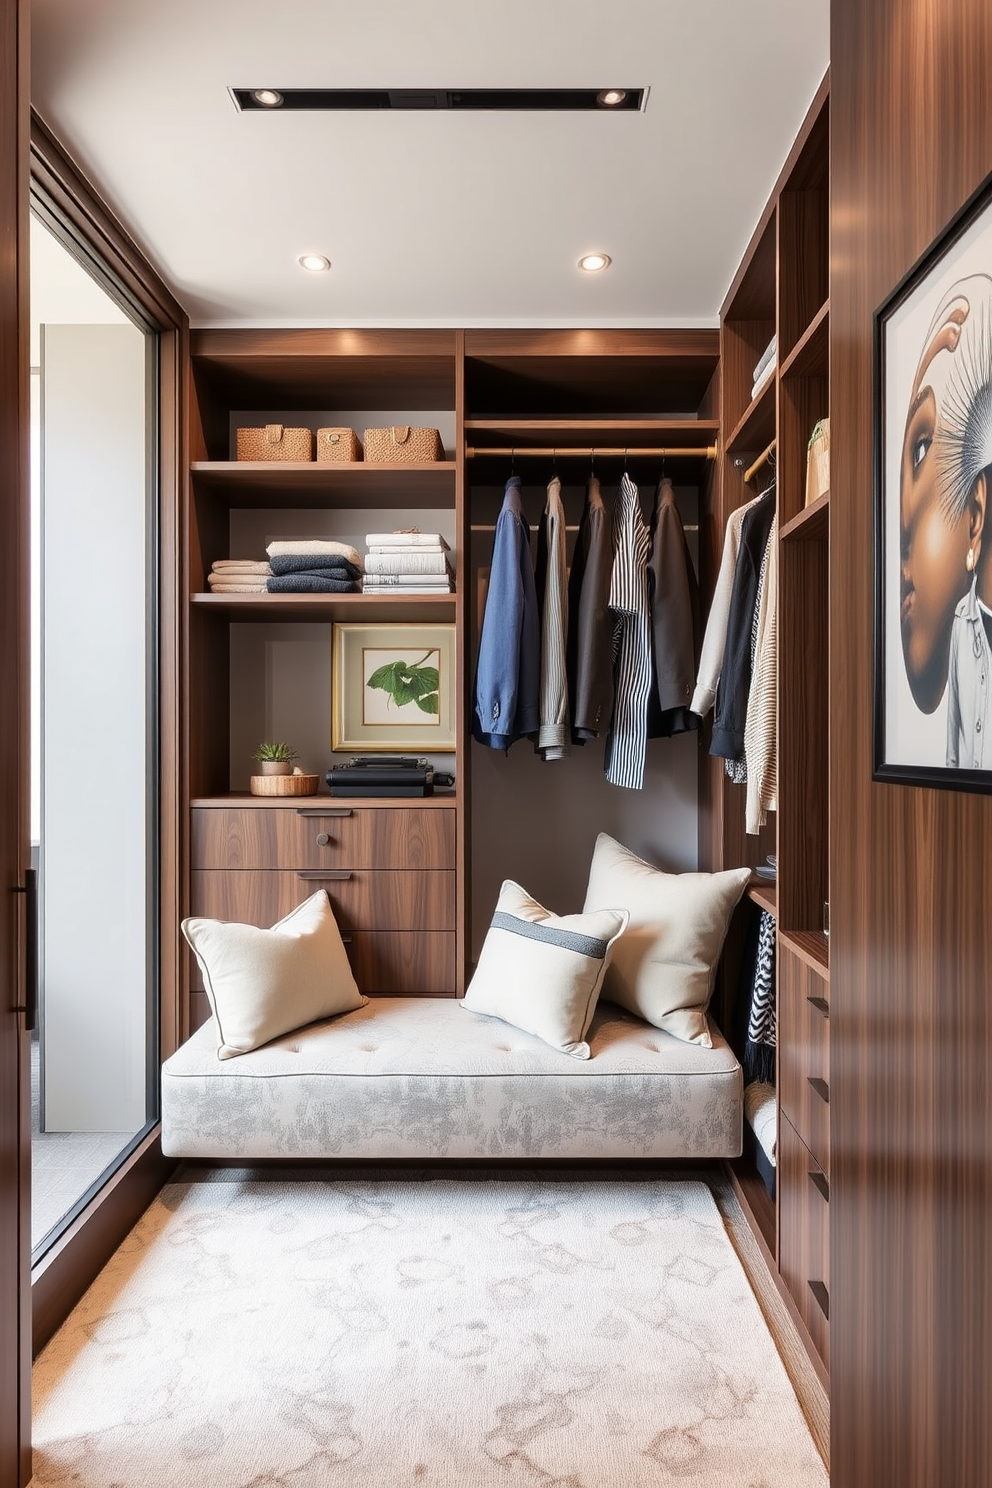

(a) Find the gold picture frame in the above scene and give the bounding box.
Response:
[331,622,457,752]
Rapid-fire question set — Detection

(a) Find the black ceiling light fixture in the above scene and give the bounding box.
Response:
[231,87,646,113]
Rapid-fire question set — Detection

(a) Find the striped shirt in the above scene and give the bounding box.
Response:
[536,476,571,759]
[605,473,652,790]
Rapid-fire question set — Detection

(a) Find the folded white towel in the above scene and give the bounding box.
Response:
[752,335,777,384]
[205,582,269,594]
[211,559,272,574]
[266,539,363,567]
[744,1081,777,1167]
[366,531,449,550]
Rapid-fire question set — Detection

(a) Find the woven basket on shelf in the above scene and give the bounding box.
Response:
[805,418,830,506]
[316,427,363,463]
[363,425,443,463]
[236,424,313,462]
[249,773,320,797]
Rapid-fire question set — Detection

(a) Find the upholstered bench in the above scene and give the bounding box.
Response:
[161,997,742,1161]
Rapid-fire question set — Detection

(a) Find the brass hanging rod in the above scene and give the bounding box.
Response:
[465,444,717,460]
[743,438,777,484]
[470,523,699,533]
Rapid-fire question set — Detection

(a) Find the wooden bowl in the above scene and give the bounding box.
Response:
[249,773,319,797]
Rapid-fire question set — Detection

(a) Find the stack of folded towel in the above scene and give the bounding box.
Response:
[265,539,364,593]
[362,531,453,594]
[207,559,271,594]
[751,335,777,401]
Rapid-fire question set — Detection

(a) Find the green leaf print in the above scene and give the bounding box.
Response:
[367,651,440,714]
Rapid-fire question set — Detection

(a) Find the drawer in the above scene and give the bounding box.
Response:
[191,870,455,933]
[778,945,830,1174]
[779,1113,830,1372]
[192,804,456,871]
[190,932,456,1000]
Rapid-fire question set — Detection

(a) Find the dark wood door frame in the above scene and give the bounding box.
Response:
[0,0,31,1480]
[24,117,188,1355]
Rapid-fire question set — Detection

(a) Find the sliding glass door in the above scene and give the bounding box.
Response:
[29,210,159,1258]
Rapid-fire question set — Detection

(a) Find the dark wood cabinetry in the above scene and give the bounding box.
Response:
[704,73,832,1391]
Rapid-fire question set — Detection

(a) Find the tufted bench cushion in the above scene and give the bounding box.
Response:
[161,997,742,1161]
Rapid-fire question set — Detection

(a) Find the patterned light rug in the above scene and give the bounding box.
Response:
[32,1178,827,1487]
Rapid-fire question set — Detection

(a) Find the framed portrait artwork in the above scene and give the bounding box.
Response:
[331,622,456,752]
[874,169,992,793]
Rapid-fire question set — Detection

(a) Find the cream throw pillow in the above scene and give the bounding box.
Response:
[583,833,750,1046]
[181,890,366,1059]
[462,880,628,1059]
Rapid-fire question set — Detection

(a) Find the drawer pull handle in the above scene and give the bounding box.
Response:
[808,1279,829,1320]
[297,870,353,881]
[808,1169,830,1202]
[297,808,353,818]
[807,995,829,1016]
[340,933,354,945]
[808,1076,830,1105]
[315,833,332,847]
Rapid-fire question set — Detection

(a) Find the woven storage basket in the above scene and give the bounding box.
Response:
[805,417,830,506]
[236,424,313,462]
[249,772,319,797]
[316,427,363,463]
[363,425,443,463]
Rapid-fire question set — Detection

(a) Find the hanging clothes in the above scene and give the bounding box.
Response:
[646,477,701,738]
[724,526,771,785]
[472,475,540,751]
[604,471,652,790]
[744,514,778,833]
[534,475,571,760]
[744,909,777,1085]
[690,488,768,718]
[710,486,776,761]
[565,475,613,743]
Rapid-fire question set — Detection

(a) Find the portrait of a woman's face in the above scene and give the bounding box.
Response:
[878,194,992,788]
[898,295,978,714]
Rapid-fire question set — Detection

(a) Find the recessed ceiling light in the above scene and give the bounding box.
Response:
[597,89,627,107]
[578,253,611,273]
[252,89,284,108]
[298,254,331,273]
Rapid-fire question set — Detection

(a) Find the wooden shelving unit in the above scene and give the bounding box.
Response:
[702,72,831,1388]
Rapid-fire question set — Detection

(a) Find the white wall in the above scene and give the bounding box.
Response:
[41,322,149,1132]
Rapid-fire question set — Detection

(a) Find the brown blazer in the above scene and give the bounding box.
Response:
[566,476,614,741]
[646,478,701,737]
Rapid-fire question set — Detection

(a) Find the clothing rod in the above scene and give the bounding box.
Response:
[465,444,717,460]
[470,523,699,533]
[744,438,777,484]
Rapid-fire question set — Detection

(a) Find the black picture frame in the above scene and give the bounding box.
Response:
[873,167,992,793]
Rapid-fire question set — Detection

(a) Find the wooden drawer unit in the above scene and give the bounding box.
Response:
[188,800,458,1005]
[779,1112,830,1372]
[778,943,830,1174]
[192,802,456,871]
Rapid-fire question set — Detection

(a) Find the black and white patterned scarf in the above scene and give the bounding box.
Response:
[744,909,776,1084]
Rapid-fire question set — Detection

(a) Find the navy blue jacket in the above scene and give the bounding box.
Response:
[473,477,540,749]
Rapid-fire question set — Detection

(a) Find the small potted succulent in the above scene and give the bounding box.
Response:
[252,741,299,777]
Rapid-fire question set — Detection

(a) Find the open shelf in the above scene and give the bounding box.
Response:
[779,928,830,976]
[463,418,718,445]
[190,461,457,509]
[726,374,776,456]
[747,880,778,915]
[191,592,456,622]
[780,301,829,382]
[781,491,829,541]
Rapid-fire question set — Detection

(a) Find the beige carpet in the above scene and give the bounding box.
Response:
[32,1178,828,1486]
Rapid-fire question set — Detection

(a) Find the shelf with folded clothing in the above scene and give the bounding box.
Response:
[724,373,777,460]
[189,461,457,509]
[190,592,457,621]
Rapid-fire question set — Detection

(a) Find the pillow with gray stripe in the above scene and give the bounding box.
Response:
[461,880,628,1059]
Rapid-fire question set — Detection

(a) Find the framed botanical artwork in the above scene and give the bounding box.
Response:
[331,622,456,752]
[874,168,992,792]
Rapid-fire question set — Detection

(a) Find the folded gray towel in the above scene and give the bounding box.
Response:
[268,553,362,579]
[266,574,361,594]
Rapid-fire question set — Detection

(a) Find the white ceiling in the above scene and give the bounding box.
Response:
[30,0,829,330]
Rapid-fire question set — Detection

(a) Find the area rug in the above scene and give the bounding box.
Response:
[32,1179,827,1486]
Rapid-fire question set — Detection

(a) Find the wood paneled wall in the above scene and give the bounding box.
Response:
[830,4,992,1485]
